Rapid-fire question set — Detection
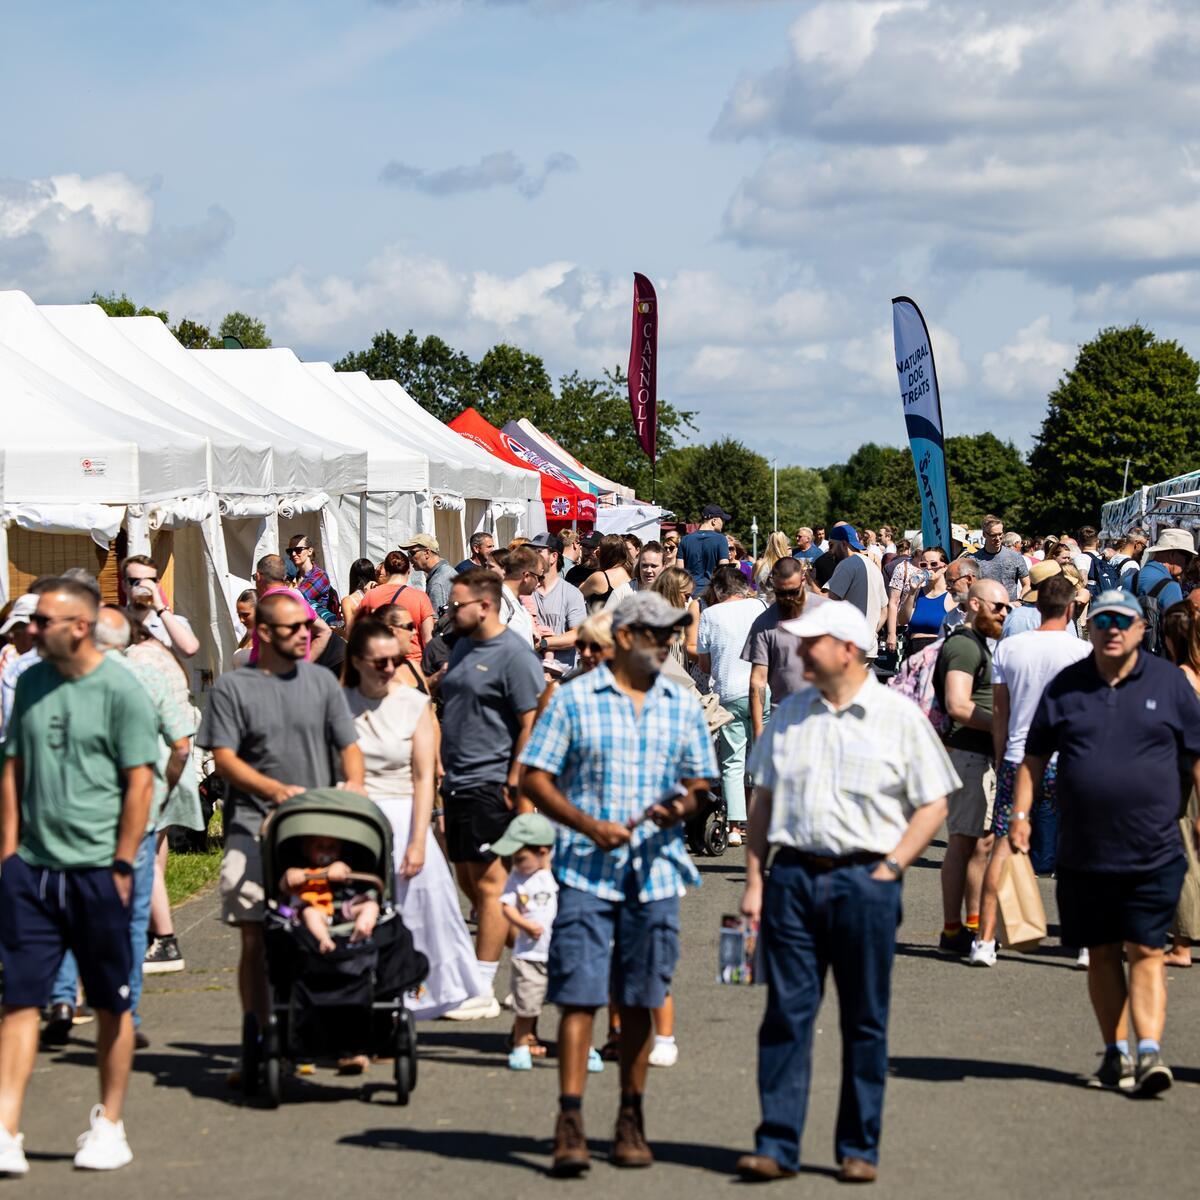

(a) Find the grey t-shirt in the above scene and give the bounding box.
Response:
[197,662,358,837]
[974,547,1029,599]
[424,559,456,615]
[741,604,809,703]
[440,628,546,790]
[535,577,587,669]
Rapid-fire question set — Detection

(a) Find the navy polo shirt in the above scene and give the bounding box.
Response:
[1026,650,1200,873]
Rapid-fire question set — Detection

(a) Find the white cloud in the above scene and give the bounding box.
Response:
[981,316,1074,398]
[0,172,231,300]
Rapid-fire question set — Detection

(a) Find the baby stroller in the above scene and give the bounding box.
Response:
[242,789,428,1107]
[685,784,728,857]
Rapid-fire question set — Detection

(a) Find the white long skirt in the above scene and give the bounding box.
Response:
[376,797,485,1019]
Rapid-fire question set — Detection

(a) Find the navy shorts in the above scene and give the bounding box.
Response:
[0,855,133,1012]
[1057,857,1187,950]
[547,882,680,1010]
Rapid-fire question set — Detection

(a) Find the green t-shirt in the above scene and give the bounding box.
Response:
[934,627,993,756]
[5,656,160,869]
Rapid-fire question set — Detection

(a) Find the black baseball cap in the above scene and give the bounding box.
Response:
[702,504,733,521]
[581,531,602,549]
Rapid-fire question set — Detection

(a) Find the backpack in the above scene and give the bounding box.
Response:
[1141,576,1173,656]
[1086,551,1122,597]
[887,637,951,738]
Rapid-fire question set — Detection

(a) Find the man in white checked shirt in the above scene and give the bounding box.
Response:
[736,602,959,1186]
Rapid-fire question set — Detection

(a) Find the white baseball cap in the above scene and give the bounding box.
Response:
[781,600,875,653]
[0,594,37,636]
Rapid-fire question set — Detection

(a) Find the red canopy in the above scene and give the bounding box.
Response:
[450,407,597,523]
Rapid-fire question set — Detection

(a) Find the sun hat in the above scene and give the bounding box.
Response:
[400,533,439,553]
[780,599,875,653]
[488,812,556,857]
[1024,559,1061,602]
[1145,528,1195,558]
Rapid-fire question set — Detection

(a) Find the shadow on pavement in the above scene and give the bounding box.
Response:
[889,1056,1083,1088]
[338,1126,803,1178]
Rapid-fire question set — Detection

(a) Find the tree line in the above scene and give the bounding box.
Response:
[86,291,1200,539]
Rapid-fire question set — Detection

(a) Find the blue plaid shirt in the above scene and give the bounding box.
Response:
[520,663,717,902]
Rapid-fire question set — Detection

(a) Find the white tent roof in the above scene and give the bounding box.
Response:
[330,369,528,502]
[513,417,635,501]
[358,377,541,504]
[113,315,365,497]
[43,304,321,499]
[303,362,463,495]
[194,349,428,494]
[0,291,270,497]
[0,342,209,504]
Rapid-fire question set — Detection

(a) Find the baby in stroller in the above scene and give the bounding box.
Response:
[280,835,381,954]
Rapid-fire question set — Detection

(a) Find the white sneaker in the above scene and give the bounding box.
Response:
[968,938,997,967]
[727,827,743,847]
[442,993,501,1021]
[648,1038,679,1068]
[0,1124,28,1175]
[1076,947,1091,969]
[74,1105,132,1171]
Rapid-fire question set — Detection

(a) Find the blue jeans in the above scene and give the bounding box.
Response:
[51,830,156,1026]
[755,853,903,1171]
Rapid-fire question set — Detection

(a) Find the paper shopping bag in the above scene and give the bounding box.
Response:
[996,852,1047,951]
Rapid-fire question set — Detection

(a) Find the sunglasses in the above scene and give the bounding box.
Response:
[367,655,406,670]
[124,575,158,588]
[1093,612,1135,632]
[578,641,607,654]
[920,561,945,570]
[774,587,805,599]
[449,598,484,612]
[627,624,678,646]
[29,612,84,627]
[987,601,1012,616]
[265,620,313,636]
[387,620,415,633]
[287,546,310,556]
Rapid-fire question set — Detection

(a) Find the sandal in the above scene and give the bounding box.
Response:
[599,1035,622,1063]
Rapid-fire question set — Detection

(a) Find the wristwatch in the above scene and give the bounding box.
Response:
[113,859,134,877]
[537,637,550,654]
[1014,810,1029,821]
[883,857,903,878]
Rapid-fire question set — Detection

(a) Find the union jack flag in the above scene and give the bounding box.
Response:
[551,497,571,516]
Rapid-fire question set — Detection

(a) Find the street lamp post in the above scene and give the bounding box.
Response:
[750,517,759,562]
[772,458,778,533]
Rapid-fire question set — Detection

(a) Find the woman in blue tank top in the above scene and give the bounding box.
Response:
[898,546,952,658]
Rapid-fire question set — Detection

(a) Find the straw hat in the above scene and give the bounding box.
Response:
[1145,528,1195,558]
[1024,559,1061,602]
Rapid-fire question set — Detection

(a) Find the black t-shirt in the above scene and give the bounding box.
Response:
[316,632,346,676]
[813,550,839,588]
[1027,652,1200,873]
[564,563,594,589]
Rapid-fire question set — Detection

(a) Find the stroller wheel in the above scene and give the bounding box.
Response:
[241,1013,261,1097]
[263,1054,282,1109]
[704,816,728,857]
[394,1009,417,1105]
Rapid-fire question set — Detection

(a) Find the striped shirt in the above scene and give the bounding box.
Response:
[748,673,960,856]
[520,663,717,902]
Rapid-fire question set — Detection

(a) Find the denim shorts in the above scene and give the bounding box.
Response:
[0,854,133,1012]
[1058,856,1187,950]
[547,882,680,1010]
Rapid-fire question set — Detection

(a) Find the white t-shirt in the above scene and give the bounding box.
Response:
[500,866,558,961]
[697,598,765,702]
[499,587,535,647]
[992,629,1092,762]
[139,609,195,657]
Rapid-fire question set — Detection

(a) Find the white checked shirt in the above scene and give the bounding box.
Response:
[520,663,717,902]
[748,673,960,856]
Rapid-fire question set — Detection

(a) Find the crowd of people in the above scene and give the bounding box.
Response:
[1,505,1199,1181]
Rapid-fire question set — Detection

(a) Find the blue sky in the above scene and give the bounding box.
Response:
[3,1,1199,474]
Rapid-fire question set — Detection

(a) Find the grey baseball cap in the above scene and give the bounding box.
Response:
[610,591,690,632]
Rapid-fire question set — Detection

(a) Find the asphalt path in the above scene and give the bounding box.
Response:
[19,837,1200,1197]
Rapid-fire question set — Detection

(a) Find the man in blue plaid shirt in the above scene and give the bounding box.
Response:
[522,591,716,1177]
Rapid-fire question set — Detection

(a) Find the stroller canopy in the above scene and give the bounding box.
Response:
[262,789,395,902]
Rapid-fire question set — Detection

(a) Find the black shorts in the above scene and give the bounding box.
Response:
[442,784,513,864]
[1057,857,1187,950]
[0,854,133,1012]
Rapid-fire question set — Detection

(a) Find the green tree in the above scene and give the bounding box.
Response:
[170,317,213,349]
[944,432,1031,530]
[775,466,830,537]
[822,443,919,531]
[1027,325,1200,531]
[88,291,168,322]
[215,310,271,348]
[657,438,771,542]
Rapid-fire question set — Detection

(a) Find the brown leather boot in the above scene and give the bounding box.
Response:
[838,1157,878,1183]
[551,1110,590,1177]
[612,1106,653,1168]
